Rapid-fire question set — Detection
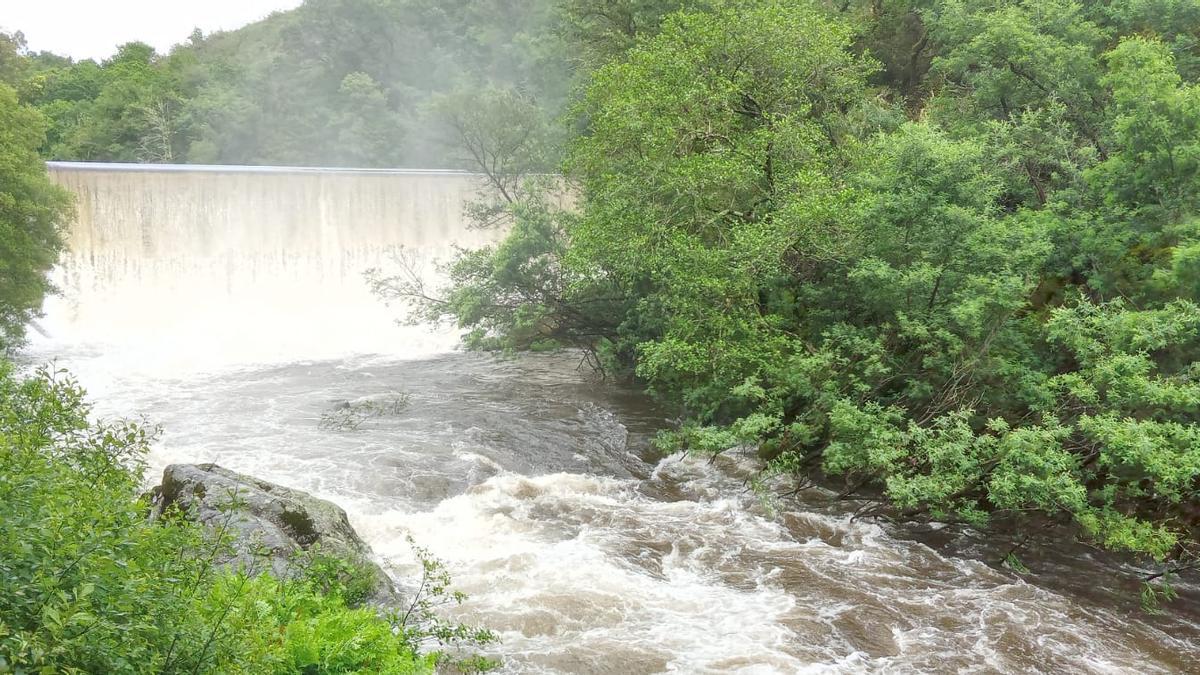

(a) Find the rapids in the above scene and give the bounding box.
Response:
[27,163,1200,673]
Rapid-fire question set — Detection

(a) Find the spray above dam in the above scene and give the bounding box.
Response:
[41,162,508,370]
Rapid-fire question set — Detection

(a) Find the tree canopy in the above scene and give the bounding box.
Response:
[3,0,572,168]
[0,82,69,352]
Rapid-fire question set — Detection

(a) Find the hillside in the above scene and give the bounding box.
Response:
[7,0,570,168]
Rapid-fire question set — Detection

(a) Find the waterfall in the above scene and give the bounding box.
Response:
[39,162,506,372]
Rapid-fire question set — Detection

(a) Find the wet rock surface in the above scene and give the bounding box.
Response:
[149,463,394,602]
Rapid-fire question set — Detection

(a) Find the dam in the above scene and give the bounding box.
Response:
[42,161,507,370]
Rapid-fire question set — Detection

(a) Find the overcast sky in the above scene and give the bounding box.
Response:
[2,0,304,61]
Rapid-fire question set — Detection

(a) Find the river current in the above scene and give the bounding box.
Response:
[27,164,1200,673]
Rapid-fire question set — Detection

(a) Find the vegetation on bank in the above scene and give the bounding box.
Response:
[0,81,70,352]
[0,363,496,673]
[374,0,1200,600]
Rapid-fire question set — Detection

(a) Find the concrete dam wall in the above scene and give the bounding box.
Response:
[41,162,510,370]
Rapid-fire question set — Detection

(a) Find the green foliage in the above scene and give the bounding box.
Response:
[407,0,1200,597]
[188,573,436,675]
[1141,578,1180,614]
[294,548,385,607]
[5,0,571,168]
[0,362,487,673]
[0,32,31,87]
[390,538,499,673]
[556,0,704,67]
[0,82,70,352]
[427,85,565,226]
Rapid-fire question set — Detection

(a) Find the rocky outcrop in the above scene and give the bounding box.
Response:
[148,463,394,603]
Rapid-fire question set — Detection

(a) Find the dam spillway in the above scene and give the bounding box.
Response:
[47,162,495,256]
[40,162,508,370]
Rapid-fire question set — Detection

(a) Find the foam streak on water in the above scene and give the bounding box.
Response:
[29,164,1200,673]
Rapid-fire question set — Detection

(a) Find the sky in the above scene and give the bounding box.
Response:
[2,0,304,61]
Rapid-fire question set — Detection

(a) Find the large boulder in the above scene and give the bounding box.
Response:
[148,463,394,603]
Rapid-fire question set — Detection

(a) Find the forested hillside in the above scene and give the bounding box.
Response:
[1,0,571,167]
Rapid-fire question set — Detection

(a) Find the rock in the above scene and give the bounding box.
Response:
[149,463,395,604]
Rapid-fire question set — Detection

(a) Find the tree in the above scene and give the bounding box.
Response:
[427,85,563,225]
[0,31,29,87]
[10,0,574,168]
[565,0,878,406]
[330,72,407,167]
[556,0,701,67]
[0,84,70,352]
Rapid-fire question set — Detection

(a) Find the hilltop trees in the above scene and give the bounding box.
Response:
[3,0,571,168]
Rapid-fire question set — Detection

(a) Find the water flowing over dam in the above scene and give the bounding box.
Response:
[43,161,506,370]
[32,162,1200,673]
